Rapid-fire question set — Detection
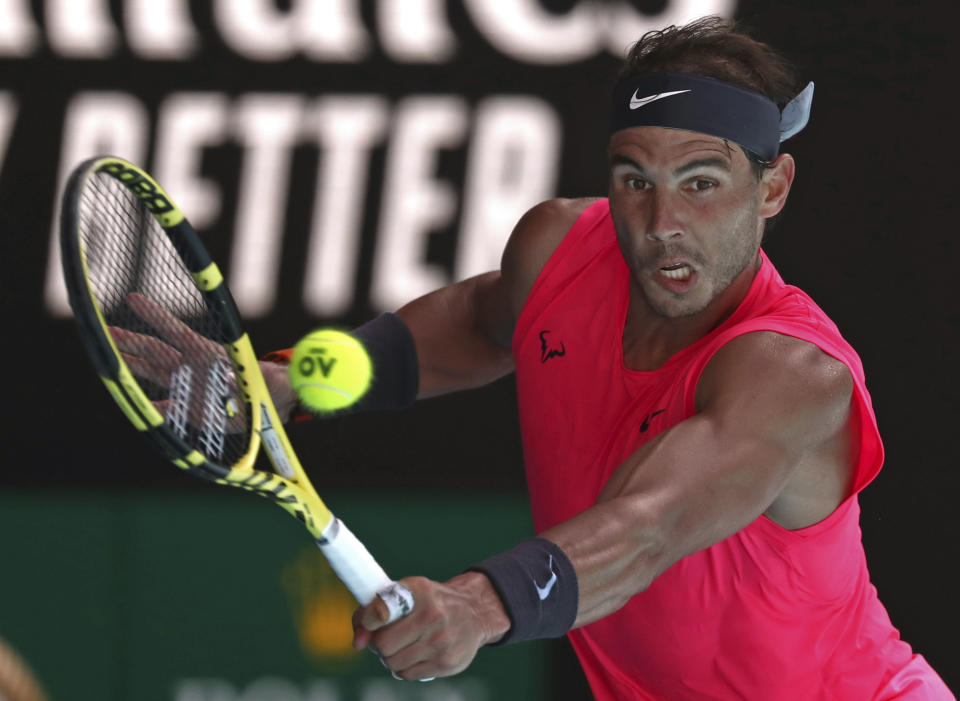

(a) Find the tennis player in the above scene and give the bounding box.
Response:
[272,17,953,699]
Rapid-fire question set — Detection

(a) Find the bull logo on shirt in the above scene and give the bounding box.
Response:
[539,330,566,363]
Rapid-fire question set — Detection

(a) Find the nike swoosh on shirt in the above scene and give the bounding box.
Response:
[639,409,666,433]
[629,89,691,110]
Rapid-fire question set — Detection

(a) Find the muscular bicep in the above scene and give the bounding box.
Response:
[596,332,855,579]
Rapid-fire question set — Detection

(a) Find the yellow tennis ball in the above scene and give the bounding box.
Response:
[289,329,372,413]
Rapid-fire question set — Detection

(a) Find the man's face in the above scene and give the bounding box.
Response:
[608,126,771,319]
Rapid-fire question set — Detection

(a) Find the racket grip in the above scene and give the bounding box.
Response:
[317,517,413,623]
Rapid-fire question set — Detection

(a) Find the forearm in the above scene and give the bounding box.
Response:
[539,408,804,629]
[540,497,662,629]
[463,500,658,646]
[396,272,515,398]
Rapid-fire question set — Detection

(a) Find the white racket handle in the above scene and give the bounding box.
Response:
[320,518,434,683]
[317,517,413,624]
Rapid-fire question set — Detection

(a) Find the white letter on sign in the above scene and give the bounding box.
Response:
[456,97,561,281]
[371,97,468,311]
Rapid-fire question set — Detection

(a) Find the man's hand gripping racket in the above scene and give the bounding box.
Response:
[59,156,415,648]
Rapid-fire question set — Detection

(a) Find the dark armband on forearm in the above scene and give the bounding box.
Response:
[349,313,419,411]
[263,313,419,420]
[467,537,579,645]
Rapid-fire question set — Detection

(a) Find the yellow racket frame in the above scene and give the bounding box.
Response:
[67,156,335,540]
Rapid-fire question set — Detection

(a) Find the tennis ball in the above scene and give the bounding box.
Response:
[289,329,372,413]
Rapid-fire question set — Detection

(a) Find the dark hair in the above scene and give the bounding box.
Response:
[619,16,800,180]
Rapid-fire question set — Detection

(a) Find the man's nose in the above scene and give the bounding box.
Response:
[645,189,683,242]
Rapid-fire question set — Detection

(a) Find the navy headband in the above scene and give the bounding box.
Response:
[610,73,814,162]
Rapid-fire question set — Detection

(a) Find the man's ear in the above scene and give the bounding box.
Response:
[759,153,795,219]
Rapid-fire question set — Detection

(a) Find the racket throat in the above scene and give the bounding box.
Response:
[259,401,295,478]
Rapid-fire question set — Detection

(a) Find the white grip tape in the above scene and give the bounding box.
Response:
[377,582,415,624]
[318,517,392,604]
[319,518,427,680]
[317,518,413,622]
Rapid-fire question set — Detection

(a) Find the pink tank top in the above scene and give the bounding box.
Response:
[513,201,951,700]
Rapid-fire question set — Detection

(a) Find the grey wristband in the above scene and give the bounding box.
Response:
[467,538,579,645]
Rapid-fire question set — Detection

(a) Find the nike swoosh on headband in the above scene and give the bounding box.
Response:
[629,89,691,110]
[611,73,813,160]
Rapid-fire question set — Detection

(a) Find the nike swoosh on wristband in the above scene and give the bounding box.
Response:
[629,89,691,110]
[535,555,558,600]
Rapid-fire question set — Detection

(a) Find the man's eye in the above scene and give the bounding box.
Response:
[625,177,649,190]
[691,179,715,191]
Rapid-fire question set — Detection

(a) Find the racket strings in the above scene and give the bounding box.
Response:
[78,171,251,465]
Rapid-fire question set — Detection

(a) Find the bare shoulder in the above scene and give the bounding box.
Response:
[501,197,602,319]
[697,332,859,528]
[696,331,854,448]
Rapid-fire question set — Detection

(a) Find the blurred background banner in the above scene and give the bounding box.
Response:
[0,1,956,698]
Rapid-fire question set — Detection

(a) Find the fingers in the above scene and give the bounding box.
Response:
[113,326,182,395]
[120,354,170,387]
[112,326,178,359]
[113,327,182,374]
[112,325,183,389]
[121,292,232,389]
[351,623,372,651]
[394,663,438,683]
[377,582,416,624]
[125,293,221,357]
[353,595,393,639]
[378,639,432,675]
[352,581,420,659]
[125,293,191,349]
[350,576,484,681]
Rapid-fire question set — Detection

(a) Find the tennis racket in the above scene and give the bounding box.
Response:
[59,155,414,624]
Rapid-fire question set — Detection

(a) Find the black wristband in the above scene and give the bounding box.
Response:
[467,538,579,645]
[348,312,419,413]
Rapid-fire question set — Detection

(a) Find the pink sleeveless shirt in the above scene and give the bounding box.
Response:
[513,201,951,700]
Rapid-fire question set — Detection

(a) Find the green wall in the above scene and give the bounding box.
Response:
[0,491,543,701]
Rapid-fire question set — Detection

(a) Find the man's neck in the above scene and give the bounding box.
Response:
[622,255,761,372]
